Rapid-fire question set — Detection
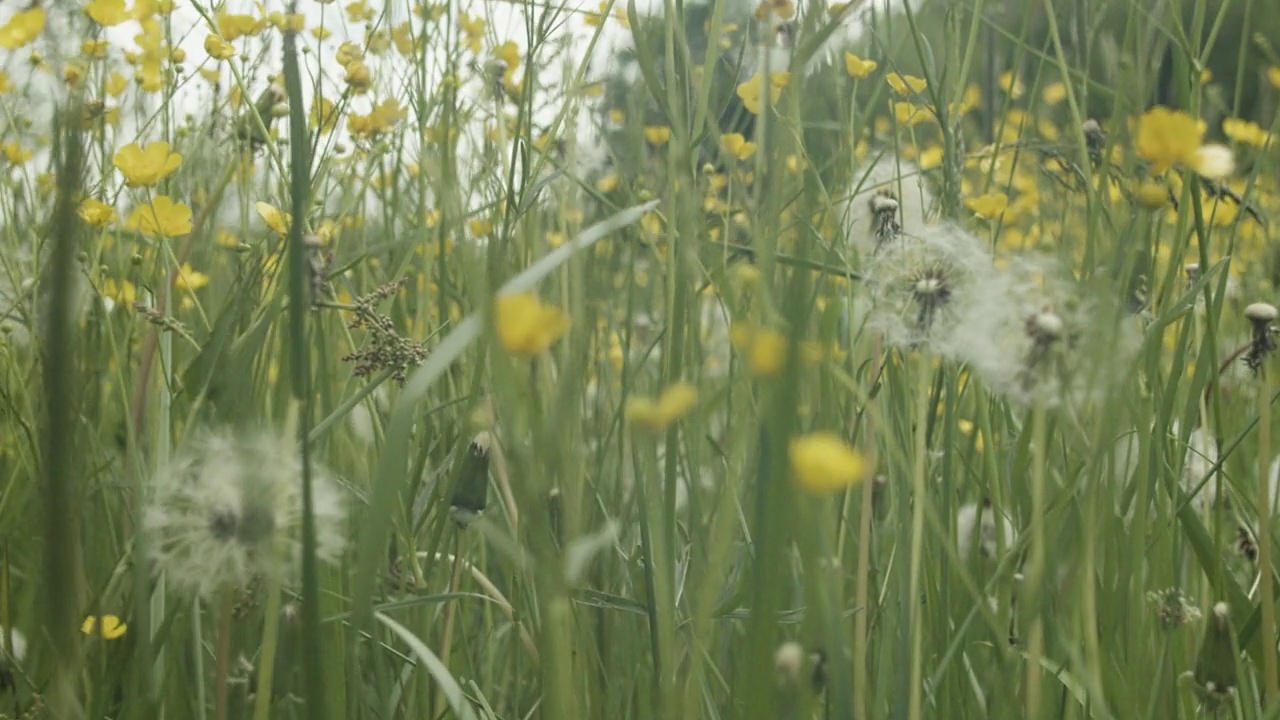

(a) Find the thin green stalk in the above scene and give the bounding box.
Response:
[1258,366,1277,704]
[907,351,931,720]
[1025,400,1049,718]
[214,589,234,720]
[252,578,284,720]
[853,336,884,720]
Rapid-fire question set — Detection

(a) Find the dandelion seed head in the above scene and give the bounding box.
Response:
[1175,421,1221,513]
[839,154,933,256]
[864,222,990,349]
[0,627,26,664]
[773,641,805,684]
[956,499,1015,560]
[943,256,1135,407]
[1245,302,1278,323]
[144,427,348,599]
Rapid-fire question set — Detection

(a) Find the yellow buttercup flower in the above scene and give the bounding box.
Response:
[494,293,571,357]
[1134,180,1170,210]
[730,324,787,376]
[964,192,1008,219]
[344,61,372,93]
[255,201,291,234]
[1269,66,1280,90]
[1134,106,1199,173]
[203,33,235,61]
[0,8,45,50]
[85,0,130,26]
[720,132,757,160]
[997,70,1024,98]
[886,72,927,96]
[78,198,117,226]
[101,278,136,308]
[81,614,127,640]
[789,432,868,495]
[892,100,931,127]
[1042,82,1067,106]
[113,141,182,187]
[1134,106,1234,179]
[1222,118,1273,148]
[844,52,877,79]
[216,12,263,41]
[174,263,208,292]
[736,72,790,115]
[643,126,672,146]
[126,196,192,237]
[458,12,485,55]
[626,382,699,431]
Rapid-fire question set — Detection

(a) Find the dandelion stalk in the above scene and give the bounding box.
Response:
[1024,400,1050,717]
[907,349,931,720]
[1257,364,1278,704]
[214,589,233,720]
[251,577,284,720]
[853,333,882,720]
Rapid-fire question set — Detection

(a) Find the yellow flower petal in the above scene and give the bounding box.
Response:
[81,614,127,640]
[789,432,867,495]
[495,293,571,358]
[844,52,877,79]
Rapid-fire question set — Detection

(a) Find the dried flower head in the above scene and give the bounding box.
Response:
[1147,588,1201,630]
[341,278,429,384]
[144,428,348,599]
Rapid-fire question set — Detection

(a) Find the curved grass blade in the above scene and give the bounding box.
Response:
[376,612,481,720]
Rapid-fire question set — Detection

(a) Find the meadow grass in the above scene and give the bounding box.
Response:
[1,0,1280,718]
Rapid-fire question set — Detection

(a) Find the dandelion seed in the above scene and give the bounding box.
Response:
[144,428,347,599]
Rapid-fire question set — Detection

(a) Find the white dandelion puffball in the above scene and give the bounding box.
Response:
[957,501,1015,560]
[145,428,347,599]
[838,154,934,256]
[0,627,26,664]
